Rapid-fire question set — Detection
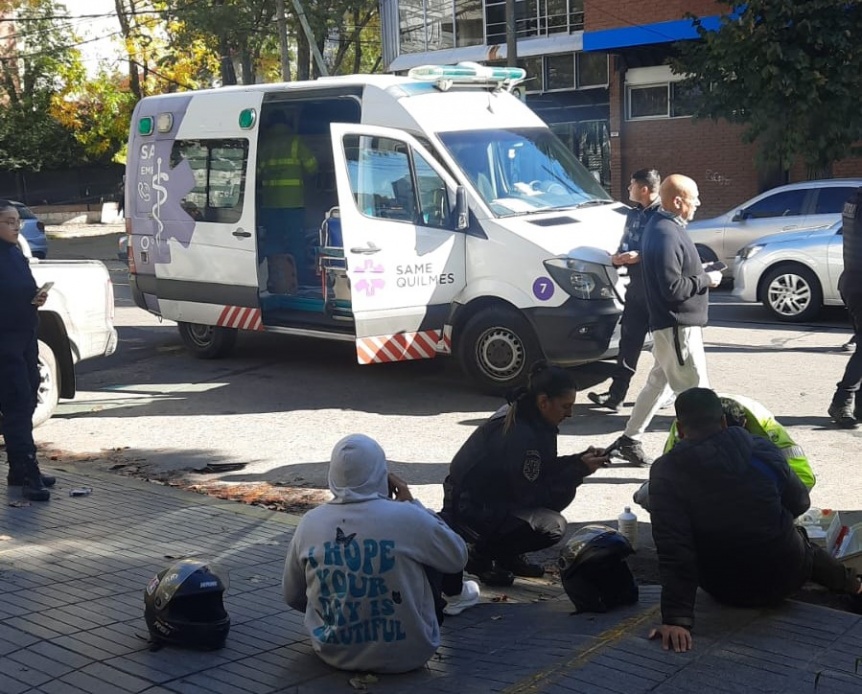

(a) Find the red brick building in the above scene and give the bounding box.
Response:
[380,0,862,217]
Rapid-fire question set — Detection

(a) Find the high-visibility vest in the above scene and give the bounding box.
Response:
[258,128,318,208]
[663,393,816,490]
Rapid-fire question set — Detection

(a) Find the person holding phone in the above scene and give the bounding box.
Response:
[0,199,53,501]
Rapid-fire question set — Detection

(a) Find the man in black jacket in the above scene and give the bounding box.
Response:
[649,388,862,653]
[607,174,722,467]
[828,187,862,428]
[589,168,662,411]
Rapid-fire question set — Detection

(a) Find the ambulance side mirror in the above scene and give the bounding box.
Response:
[454,186,469,231]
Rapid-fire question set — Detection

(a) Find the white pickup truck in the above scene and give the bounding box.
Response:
[18,235,118,426]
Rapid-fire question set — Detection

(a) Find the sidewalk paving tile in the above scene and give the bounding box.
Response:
[2,464,862,693]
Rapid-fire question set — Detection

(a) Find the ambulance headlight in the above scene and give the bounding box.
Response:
[544,258,616,300]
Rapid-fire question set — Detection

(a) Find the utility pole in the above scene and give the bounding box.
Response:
[276,0,291,81]
[290,0,329,77]
[505,0,517,67]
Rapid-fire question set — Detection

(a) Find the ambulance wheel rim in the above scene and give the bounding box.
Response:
[475,326,524,381]
[187,324,216,347]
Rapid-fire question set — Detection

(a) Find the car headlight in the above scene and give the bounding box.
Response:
[738,244,765,260]
[544,258,616,300]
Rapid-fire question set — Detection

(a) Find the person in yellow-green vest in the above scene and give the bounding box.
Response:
[633,393,815,511]
[257,111,318,287]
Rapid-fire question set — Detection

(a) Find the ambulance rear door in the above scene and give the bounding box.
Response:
[330,123,467,365]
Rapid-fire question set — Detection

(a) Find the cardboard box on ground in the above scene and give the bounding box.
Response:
[797,509,862,572]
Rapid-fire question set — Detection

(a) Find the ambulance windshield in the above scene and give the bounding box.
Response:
[439,128,612,217]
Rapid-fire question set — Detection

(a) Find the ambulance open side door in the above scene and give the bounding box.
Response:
[330,123,468,366]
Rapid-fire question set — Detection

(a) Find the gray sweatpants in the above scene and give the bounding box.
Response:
[624,325,710,440]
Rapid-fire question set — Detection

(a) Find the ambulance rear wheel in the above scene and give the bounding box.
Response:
[178,322,237,359]
[458,307,542,395]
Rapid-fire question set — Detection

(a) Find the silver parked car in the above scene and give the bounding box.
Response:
[688,179,862,274]
[732,221,844,322]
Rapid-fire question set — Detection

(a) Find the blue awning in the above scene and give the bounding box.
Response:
[583,15,722,51]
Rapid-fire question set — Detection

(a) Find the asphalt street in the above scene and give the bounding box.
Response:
[38,230,861,528]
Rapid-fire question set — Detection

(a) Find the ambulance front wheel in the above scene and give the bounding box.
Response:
[458,307,542,395]
[177,322,238,359]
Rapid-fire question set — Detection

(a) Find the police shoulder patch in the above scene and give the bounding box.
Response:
[523,450,542,482]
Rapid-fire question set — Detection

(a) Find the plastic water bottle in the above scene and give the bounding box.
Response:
[618,506,638,549]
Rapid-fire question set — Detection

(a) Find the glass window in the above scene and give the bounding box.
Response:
[170,139,248,223]
[426,0,454,51]
[455,0,484,46]
[343,135,416,223]
[569,0,585,29]
[545,0,567,34]
[485,0,506,44]
[546,53,575,91]
[745,190,806,219]
[415,154,450,228]
[439,127,612,218]
[814,186,857,214]
[399,0,427,54]
[628,85,669,119]
[577,52,608,88]
[519,56,544,92]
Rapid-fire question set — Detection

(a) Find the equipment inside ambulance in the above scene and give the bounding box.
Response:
[125,63,628,393]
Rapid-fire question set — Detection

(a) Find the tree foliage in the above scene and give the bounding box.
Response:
[674,0,862,176]
[0,0,89,170]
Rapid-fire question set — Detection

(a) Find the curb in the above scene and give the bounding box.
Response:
[46,225,125,239]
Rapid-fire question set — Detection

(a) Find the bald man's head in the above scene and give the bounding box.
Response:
[660,174,701,222]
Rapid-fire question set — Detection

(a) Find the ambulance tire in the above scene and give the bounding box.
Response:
[458,307,542,395]
[178,322,238,359]
[33,340,60,428]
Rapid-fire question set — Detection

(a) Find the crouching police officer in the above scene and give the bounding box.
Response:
[442,361,608,587]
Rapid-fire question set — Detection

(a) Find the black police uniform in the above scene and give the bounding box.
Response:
[606,198,661,403]
[0,238,41,480]
[442,399,593,562]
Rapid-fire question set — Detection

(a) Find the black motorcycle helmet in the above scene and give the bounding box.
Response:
[144,559,230,650]
[558,524,638,614]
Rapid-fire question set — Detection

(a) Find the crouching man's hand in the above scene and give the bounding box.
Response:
[648,624,692,652]
[387,472,414,502]
[580,446,610,474]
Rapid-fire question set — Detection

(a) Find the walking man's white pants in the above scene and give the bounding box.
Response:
[623,326,709,440]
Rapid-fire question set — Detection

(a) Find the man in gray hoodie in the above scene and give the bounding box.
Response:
[282,434,474,673]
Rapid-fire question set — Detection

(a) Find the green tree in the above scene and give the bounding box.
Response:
[0,0,88,170]
[674,0,862,177]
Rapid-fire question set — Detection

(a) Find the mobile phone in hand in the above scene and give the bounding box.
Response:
[704,261,727,273]
[32,281,53,304]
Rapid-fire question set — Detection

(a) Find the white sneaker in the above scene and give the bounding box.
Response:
[443,580,480,616]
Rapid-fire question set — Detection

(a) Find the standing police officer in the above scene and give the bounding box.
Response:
[0,199,53,501]
[589,169,661,411]
[828,187,862,428]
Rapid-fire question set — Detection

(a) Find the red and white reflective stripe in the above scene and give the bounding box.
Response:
[217,306,263,331]
[356,330,441,364]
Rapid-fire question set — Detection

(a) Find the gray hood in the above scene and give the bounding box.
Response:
[328,434,389,504]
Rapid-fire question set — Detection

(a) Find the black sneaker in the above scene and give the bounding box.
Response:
[497,554,545,578]
[7,471,56,488]
[828,402,859,429]
[21,470,50,502]
[606,435,653,467]
[587,391,622,412]
[465,553,515,587]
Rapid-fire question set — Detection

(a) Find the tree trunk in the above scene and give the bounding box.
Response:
[219,37,238,85]
[115,0,142,101]
[297,29,310,81]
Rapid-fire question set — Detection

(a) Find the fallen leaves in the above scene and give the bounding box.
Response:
[348,673,378,690]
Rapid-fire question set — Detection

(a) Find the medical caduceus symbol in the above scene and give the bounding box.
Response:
[151,157,169,245]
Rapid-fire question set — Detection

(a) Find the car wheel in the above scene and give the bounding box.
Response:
[457,306,542,395]
[33,340,60,428]
[695,244,718,263]
[761,264,823,322]
[177,322,238,359]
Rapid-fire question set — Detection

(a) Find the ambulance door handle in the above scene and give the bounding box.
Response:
[232,228,252,238]
[350,242,381,255]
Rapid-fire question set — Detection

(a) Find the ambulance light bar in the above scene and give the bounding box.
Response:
[407,62,527,92]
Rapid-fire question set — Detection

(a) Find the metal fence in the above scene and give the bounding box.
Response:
[0,165,124,206]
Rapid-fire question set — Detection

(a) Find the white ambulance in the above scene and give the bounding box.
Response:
[125,64,628,393]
